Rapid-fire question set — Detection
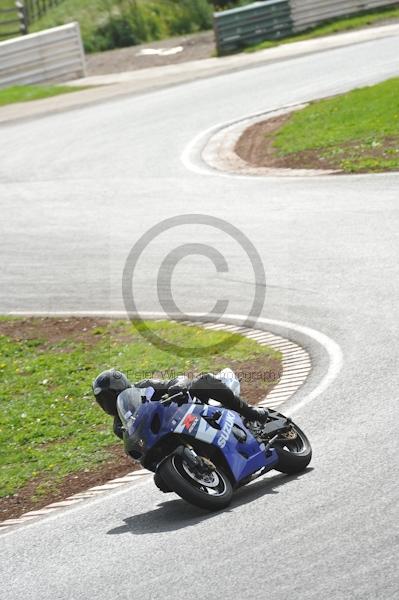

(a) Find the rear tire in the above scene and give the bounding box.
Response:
[159,454,233,511]
[274,423,312,475]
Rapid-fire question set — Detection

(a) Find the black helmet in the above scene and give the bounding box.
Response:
[92,369,131,416]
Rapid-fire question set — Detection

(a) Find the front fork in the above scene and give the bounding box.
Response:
[174,445,216,475]
[156,444,215,479]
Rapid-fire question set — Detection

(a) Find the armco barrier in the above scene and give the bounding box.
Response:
[0,22,86,89]
[214,0,292,55]
[214,0,398,54]
[290,0,399,32]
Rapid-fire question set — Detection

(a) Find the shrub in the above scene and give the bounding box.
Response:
[88,0,213,52]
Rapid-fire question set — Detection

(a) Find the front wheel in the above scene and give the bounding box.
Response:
[274,421,312,475]
[158,454,233,511]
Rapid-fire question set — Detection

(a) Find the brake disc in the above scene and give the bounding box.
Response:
[280,428,297,441]
[182,462,220,488]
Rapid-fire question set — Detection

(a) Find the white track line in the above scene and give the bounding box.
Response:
[8,310,342,414]
[0,473,153,537]
[2,311,342,531]
[180,103,307,180]
[181,101,399,182]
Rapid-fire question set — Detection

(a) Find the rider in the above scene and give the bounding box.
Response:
[92,369,269,441]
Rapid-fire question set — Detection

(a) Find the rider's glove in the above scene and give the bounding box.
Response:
[166,376,190,405]
[168,388,189,405]
[135,378,168,391]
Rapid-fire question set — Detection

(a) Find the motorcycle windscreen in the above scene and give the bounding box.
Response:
[116,387,145,436]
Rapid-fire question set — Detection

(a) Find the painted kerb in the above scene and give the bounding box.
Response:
[0,22,86,88]
[0,319,311,531]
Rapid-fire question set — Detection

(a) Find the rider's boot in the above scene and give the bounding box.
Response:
[232,399,269,425]
[246,406,269,424]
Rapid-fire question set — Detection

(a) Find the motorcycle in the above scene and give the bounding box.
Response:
[117,383,312,511]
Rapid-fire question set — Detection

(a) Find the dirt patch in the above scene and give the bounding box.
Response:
[235,114,337,171]
[213,355,281,404]
[0,355,279,521]
[0,317,112,346]
[235,115,399,173]
[86,31,215,75]
[235,114,291,168]
[0,319,281,521]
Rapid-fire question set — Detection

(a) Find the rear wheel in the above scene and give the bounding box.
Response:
[274,423,312,474]
[158,454,233,511]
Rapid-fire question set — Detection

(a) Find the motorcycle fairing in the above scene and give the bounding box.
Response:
[122,399,279,485]
[173,404,279,483]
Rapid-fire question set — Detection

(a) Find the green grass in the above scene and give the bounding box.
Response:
[0,0,17,10]
[22,1,399,54]
[0,0,24,39]
[0,1,20,13]
[0,319,281,498]
[247,6,399,53]
[0,85,86,107]
[272,77,399,173]
[30,0,213,52]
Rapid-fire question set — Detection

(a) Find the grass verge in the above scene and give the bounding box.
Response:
[236,78,399,173]
[30,0,214,53]
[0,85,86,107]
[273,78,399,173]
[0,317,281,506]
[246,6,399,53]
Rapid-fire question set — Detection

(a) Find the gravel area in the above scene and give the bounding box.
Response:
[85,17,399,76]
[86,31,216,75]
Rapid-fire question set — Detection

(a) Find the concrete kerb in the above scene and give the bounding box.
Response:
[0,316,311,531]
[201,104,340,177]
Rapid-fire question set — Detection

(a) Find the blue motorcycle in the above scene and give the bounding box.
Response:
[117,388,312,511]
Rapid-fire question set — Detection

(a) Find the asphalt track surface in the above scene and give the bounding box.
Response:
[1,34,399,599]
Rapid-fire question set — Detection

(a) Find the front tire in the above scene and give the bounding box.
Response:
[274,422,312,474]
[158,454,233,511]
[154,471,173,493]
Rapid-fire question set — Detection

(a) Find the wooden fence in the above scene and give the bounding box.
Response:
[0,2,26,38]
[24,0,64,24]
[0,0,65,40]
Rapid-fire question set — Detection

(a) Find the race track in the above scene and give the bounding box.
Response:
[1,32,399,599]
